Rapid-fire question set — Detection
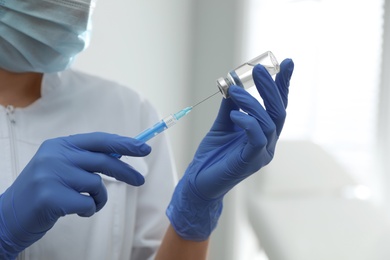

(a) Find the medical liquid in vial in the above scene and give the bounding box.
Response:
[216,51,279,98]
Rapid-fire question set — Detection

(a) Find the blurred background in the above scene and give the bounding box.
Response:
[73,0,390,259]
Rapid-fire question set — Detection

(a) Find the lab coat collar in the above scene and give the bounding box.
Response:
[41,71,63,97]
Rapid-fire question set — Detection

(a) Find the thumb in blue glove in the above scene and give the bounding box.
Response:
[167,59,294,241]
[0,132,151,259]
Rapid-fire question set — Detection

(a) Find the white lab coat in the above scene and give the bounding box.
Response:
[0,69,177,260]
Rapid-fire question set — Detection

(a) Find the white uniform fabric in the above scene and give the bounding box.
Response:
[0,69,177,260]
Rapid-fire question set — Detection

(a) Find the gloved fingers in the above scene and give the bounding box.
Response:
[68,151,145,186]
[210,94,240,132]
[59,168,108,213]
[230,110,269,161]
[275,58,294,108]
[229,85,277,139]
[253,64,286,136]
[66,132,151,157]
[54,186,98,217]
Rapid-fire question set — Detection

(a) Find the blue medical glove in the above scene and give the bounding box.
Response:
[0,132,151,259]
[167,59,294,241]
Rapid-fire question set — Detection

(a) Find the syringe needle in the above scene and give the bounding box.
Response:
[192,90,220,108]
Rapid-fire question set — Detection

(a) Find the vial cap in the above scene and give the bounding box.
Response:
[217,77,229,98]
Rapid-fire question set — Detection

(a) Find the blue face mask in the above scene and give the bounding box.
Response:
[0,0,95,73]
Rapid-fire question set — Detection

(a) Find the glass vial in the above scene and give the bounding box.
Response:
[216,51,280,98]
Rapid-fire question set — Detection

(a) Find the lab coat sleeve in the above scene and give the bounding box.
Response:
[130,99,178,260]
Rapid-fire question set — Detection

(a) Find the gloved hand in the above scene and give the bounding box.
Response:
[167,59,294,241]
[0,132,150,259]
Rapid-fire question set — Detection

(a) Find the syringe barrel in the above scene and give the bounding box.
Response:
[134,120,168,142]
[111,110,187,158]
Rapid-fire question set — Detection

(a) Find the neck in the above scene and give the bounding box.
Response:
[0,69,43,108]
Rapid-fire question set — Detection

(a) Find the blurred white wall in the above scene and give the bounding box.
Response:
[378,0,390,212]
[239,1,389,259]
[243,0,383,198]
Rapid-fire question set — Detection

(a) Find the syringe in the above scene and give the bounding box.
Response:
[135,106,192,142]
[111,91,219,158]
[135,90,219,142]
